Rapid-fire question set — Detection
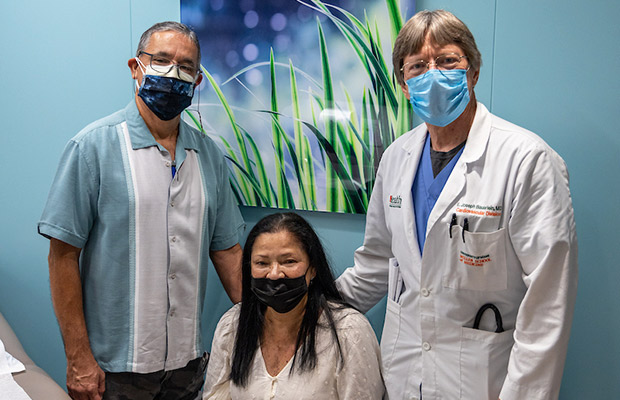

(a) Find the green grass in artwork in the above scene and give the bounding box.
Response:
[186,0,412,213]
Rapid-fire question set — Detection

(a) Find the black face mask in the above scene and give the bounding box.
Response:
[251,275,309,314]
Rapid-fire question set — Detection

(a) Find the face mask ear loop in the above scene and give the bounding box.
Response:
[194,76,204,132]
[304,267,315,286]
[134,57,147,90]
[135,57,147,73]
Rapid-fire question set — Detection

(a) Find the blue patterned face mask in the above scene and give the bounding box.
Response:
[406,69,470,127]
[135,58,196,121]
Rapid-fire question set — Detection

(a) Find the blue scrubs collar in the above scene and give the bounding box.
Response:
[412,133,465,253]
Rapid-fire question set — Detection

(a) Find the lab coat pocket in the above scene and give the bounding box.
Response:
[459,327,514,400]
[387,258,404,303]
[443,227,507,291]
[381,295,401,373]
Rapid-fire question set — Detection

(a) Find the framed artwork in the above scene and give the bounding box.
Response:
[182,0,414,213]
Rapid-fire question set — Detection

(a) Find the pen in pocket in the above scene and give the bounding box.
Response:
[462,217,468,243]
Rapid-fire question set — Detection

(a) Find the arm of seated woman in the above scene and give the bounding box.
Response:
[203,305,240,400]
[334,309,385,400]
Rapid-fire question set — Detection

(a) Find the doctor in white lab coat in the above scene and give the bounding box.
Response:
[337,10,578,400]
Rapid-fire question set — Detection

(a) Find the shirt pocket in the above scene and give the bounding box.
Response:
[459,327,514,399]
[443,227,508,291]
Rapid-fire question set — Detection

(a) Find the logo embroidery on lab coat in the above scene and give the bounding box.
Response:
[459,251,492,267]
[389,195,402,208]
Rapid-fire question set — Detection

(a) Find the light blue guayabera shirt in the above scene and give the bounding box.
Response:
[38,100,244,374]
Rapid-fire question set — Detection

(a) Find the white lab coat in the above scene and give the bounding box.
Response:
[337,103,578,400]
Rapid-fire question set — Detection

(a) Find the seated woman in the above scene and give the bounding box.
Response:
[203,212,384,399]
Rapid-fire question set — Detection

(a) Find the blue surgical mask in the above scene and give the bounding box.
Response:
[135,58,196,121]
[406,69,470,127]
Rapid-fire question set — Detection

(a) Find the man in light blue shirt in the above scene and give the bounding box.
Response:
[38,21,244,400]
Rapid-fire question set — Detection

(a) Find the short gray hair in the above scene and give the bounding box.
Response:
[392,10,481,86]
[136,21,201,65]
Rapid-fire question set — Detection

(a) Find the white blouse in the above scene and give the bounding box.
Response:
[203,303,384,400]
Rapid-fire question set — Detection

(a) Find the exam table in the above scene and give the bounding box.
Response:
[0,311,70,399]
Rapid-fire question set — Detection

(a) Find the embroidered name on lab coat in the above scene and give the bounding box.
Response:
[455,203,503,217]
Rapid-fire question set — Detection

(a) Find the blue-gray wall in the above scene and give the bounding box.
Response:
[416,1,620,398]
[0,0,182,387]
[1,0,618,398]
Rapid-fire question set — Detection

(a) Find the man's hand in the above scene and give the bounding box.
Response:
[48,238,105,399]
[66,354,105,400]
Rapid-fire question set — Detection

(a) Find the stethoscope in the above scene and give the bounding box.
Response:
[473,303,504,333]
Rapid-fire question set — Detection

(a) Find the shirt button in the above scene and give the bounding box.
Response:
[165,161,171,167]
[170,273,176,280]
[421,288,430,297]
[170,201,175,207]
[422,342,431,351]
[170,236,177,243]
[170,309,175,317]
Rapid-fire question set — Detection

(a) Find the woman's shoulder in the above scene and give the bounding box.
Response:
[221,302,241,321]
[325,302,374,332]
[213,303,242,339]
[323,302,380,355]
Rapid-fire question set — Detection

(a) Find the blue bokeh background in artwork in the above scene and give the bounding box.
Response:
[180,1,416,212]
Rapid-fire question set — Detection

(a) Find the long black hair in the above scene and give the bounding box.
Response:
[230,212,348,387]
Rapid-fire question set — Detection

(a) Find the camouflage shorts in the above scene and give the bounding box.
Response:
[103,353,209,400]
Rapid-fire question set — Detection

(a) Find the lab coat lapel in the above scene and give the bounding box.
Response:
[399,125,428,261]
[425,102,492,235]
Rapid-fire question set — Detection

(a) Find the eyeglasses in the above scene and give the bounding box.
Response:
[400,53,468,80]
[138,51,199,78]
